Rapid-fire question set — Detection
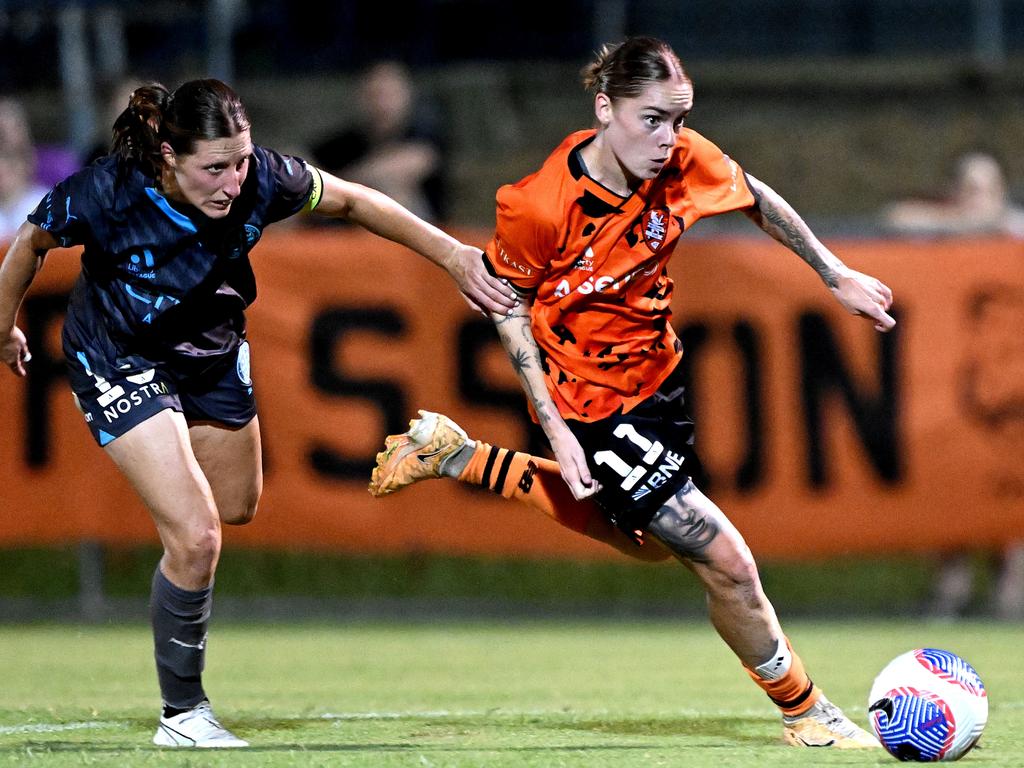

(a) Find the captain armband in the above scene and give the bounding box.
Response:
[304,165,325,212]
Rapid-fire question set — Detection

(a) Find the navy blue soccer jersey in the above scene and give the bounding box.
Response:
[28,145,317,378]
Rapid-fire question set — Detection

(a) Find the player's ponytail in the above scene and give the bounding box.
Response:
[111,84,171,176]
[111,79,249,178]
[581,36,690,100]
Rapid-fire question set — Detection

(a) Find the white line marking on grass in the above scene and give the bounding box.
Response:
[0,721,125,735]
[314,708,771,722]
[319,710,504,721]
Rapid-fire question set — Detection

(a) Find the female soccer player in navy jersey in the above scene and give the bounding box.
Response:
[0,79,515,748]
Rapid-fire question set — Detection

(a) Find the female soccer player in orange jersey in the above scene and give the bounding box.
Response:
[371,37,893,748]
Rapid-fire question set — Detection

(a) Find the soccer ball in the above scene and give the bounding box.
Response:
[868,648,987,762]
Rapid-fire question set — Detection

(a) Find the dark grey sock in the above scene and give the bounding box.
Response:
[150,567,212,710]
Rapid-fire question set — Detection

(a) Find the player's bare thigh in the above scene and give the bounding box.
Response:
[188,416,263,525]
[102,409,221,584]
[583,514,672,562]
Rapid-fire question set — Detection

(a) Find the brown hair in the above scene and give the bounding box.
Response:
[111,79,250,176]
[581,37,690,99]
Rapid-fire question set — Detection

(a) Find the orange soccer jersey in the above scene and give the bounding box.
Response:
[484,128,756,422]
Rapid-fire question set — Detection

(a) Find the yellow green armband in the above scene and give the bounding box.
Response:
[305,165,324,212]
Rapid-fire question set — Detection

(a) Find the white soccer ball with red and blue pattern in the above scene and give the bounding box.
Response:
[868,648,987,762]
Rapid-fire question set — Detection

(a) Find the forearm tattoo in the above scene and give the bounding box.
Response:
[647,480,721,563]
[494,308,556,427]
[755,189,840,288]
[509,348,530,377]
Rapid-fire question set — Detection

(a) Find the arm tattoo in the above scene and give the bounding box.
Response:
[509,348,530,376]
[753,184,841,288]
[492,304,562,434]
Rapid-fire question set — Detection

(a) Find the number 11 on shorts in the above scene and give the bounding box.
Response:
[593,423,664,491]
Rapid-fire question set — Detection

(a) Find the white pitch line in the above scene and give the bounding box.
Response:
[0,721,125,736]
[315,707,771,721]
[319,710,528,721]
[1,709,779,734]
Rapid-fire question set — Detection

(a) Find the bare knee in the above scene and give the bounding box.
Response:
[698,544,770,616]
[221,487,260,526]
[164,523,222,585]
[223,503,258,526]
[218,479,260,528]
[704,544,760,594]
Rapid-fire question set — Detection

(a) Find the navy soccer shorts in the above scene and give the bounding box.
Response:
[65,341,257,446]
[566,363,703,534]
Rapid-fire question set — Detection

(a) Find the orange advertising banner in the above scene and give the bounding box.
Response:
[1,230,1022,559]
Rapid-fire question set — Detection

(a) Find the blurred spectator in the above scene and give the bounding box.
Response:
[885,152,1024,620]
[311,61,448,223]
[883,152,1024,238]
[0,99,48,241]
[928,546,1024,621]
[82,76,147,166]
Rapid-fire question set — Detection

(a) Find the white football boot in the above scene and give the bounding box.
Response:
[152,700,248,748]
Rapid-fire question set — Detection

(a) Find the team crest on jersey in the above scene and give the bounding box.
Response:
[228,225,263,260]
[641,207,670,253]
[244,224,262,248]
[236,341,252,386]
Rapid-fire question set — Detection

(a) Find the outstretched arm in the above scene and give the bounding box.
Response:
[312,170,517,315]
[0,222,57,376]
[491,299,599,500]
[743,174,895,332]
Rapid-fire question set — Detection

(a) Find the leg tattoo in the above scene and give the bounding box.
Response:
[646,480,720,563]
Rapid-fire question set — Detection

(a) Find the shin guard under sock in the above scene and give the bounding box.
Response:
[151,567,212,711]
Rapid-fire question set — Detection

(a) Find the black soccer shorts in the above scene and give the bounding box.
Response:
[566,363,703,534]
[66,341,257,446]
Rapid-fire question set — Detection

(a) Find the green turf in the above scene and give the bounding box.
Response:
[0,620,1018,766]
[0,546,943,616]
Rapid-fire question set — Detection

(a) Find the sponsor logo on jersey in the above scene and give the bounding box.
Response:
[553,261,652,299]
[126,249,157,279]
[572,247,595,272]
[641,207,670,253]
[498,241,533,277]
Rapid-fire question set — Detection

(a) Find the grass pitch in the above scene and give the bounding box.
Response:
[0,620,1019,766]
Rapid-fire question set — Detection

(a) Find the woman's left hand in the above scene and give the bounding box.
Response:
[830,270,896,332]
[448,245,518,315]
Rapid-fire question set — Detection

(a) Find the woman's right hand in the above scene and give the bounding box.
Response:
[1,326,31,377]
[547,423,601,501]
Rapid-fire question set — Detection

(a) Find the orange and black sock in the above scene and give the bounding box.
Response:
[745,637,821,717]
[457,442,594,533]
[456,442,671,563]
